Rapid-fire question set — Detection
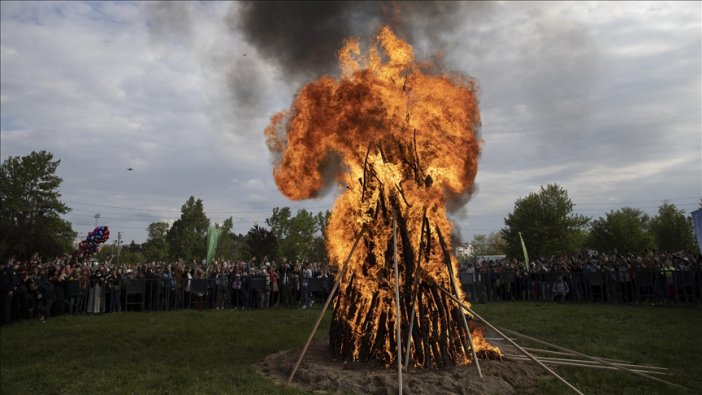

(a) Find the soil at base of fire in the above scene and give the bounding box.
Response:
[255,342,552,394]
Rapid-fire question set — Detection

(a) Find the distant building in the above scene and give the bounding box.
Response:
[456,243,474,258]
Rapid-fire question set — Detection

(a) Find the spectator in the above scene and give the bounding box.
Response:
[30,277,56,322]
[552,275,569,303]
[269,264,279,307]
[230,268,243,309]
[280,262,294,308]
[301,263,312,309]
[0,260,16,324]
[215,267,228,310]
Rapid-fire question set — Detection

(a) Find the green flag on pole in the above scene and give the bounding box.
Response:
[206,226,223,266]
[518,232,529,271]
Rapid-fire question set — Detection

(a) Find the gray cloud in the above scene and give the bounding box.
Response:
[144,2,193,46]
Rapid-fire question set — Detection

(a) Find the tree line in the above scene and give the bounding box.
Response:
[471,184,699,260]
[1,152,699,264]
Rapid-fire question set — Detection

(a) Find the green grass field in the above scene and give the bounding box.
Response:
[1,303,700,394]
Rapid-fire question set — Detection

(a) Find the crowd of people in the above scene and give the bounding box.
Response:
[0,255,334,326]
[459,250,701,304]
[1,250,700,326]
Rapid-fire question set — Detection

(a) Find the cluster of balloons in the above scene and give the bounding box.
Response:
[78,226,110,256]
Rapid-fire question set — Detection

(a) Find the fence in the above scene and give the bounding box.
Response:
[458,270,701,305]
[14,270,699,321]
[35,276,335,317]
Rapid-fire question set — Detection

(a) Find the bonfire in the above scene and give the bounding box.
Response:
[260,26,681,395]
[265,26,500,370]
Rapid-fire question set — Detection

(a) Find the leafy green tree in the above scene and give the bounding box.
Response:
[310,210,331,262]
[266,207,292,242]
[167,197,209,261]
[265,207,322,260]
[144,222,170,262]
[230,233,250,261]
[501,184,589,260]
[244,224,278,260]
[94,244,143,265]
[471,231,507,256]
[282,209,319,260]
[127,240,143,254]
[470,233,488,256]
[470,232,507,256]
[649,202,696,253]
[0,151,76,261]
[588,208,655,255]
[485,231,507,255]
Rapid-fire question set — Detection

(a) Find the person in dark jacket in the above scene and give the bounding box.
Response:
[1,260,17,324]
[29,278,56,322]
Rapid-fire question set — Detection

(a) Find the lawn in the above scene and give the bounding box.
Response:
[1,303,699,394]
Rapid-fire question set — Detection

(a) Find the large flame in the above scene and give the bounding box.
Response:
[265,26,500,367]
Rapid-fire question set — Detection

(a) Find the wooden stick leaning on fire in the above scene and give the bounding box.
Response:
[502,354,671,375]
[428,279,585,395]
[433,279,689,393]
[392,215,403,395]
[498,327,686,390]
[287,224,368,386]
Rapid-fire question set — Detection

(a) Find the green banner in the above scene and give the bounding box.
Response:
[206,226,223,266]
[518,232,529,271]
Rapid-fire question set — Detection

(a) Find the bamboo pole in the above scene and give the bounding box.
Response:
[433,285,584,395]
[403,208,427,371]
[403,307,415,372]
[392,216,403,395]
[498,327,686,390]
[438,228,482,378]
[503,356,673,375]
[287,225,367,385]
[503,354,669,372]
[521,347,632,364]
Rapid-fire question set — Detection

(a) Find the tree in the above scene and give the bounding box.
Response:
[265,207,322,261]
[166,197,209,261]
[0,151,76,262]
[310,210,331,262]
[470,233,488,256]
[127,240,143,254]
[649,202,696,253]
[588,207,655,255]
[94,244,143,265]
[485,231,507,255]
[144,222,170,262]
[501,184,589,260]
[266,207,292,242]
[244,224,278,261]
[471,232,507,257]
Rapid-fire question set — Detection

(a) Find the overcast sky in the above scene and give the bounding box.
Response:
[1,1,700,247]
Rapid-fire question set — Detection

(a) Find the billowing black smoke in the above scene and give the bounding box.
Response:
[234,1,471,81]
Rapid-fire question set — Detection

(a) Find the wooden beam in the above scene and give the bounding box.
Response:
[287,225,367,385]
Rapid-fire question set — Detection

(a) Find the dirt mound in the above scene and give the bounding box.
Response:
[255,343,551,394]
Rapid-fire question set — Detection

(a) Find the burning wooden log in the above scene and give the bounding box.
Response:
[327,170,501,368]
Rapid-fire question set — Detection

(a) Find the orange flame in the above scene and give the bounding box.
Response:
[265,26,500,367]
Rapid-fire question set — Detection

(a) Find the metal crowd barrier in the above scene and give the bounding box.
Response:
[22,270,698,319]
[46,274,336,315]
[458,270,701,305]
